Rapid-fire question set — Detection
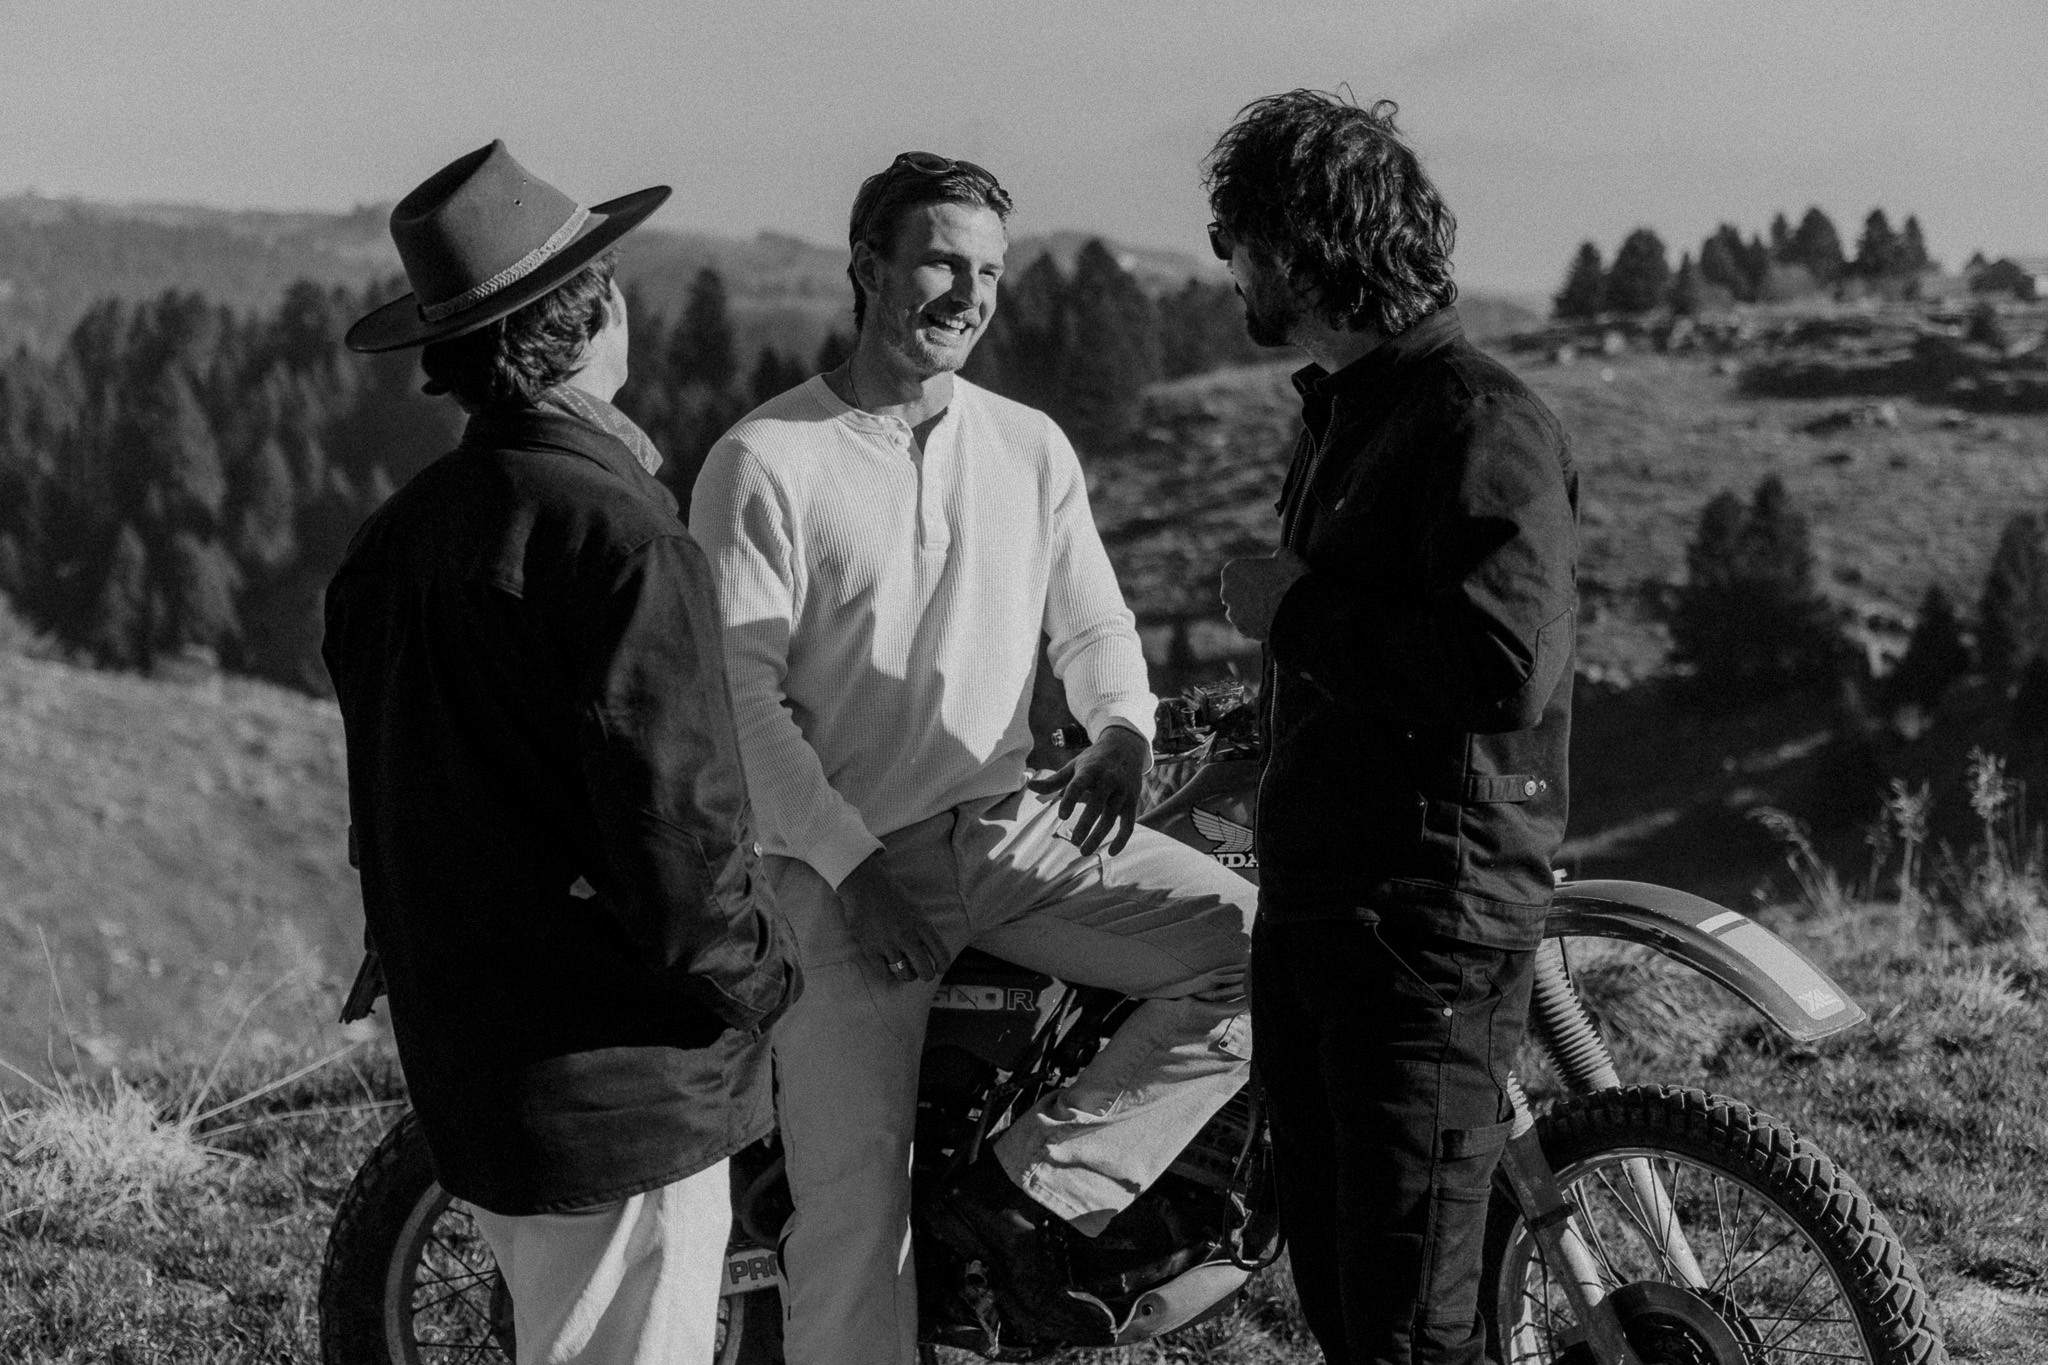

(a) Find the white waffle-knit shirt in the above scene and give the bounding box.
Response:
[689,375,1157,888]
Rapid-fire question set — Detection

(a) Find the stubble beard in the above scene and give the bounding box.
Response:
[876,293,982,380]
[1238,284,1298,349]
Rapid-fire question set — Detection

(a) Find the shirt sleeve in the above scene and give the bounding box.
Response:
[690,437,883,887]
[568,533,798,1034]
[1040,418,1158,753]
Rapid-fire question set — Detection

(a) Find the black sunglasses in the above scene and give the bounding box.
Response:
[1207,221,1236,262]
[890,150,998,184]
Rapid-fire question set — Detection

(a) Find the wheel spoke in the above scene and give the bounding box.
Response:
[1590,1160,1689,1282]
[1577,1169,1634,1284]
[1756,1259,1835,1352]
[1711,1172,1737,1275]
[411,1273,496,1315]
[1724,1222,1804,1291]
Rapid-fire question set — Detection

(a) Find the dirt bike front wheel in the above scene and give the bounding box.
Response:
[1483,1085,1944,1365]
[318,1111,783,1365]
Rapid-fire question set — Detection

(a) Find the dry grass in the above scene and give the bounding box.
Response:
[0,1024,404,1364]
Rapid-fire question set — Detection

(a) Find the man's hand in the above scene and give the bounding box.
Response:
[1220,547,1311,643]
[838,851,948,982]
[1028,723,1150,856]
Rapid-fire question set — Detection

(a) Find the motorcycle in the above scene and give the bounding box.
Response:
[319,684,1946,1365]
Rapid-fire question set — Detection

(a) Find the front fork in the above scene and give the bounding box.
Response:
[1492,939,1710,1365]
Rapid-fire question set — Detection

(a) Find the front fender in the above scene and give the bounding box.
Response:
[1551,880,1866,1043]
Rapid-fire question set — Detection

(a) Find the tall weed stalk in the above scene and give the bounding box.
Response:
[1750,805,1851,918]
[1936,749,2048,947]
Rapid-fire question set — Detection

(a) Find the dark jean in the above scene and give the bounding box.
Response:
[1251,914,1537,1365]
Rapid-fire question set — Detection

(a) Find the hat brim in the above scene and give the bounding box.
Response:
[344,184,671,353]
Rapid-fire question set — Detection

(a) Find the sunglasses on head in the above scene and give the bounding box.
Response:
[1207,221,1236,262]
[889,150,997,183]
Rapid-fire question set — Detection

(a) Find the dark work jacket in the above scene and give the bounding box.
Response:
[1257,307,1578,950]
[322,406,799,1216]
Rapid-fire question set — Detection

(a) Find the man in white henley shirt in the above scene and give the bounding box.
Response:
[689,153,1255,1364]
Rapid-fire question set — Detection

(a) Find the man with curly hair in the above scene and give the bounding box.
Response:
[1212,93,1578,1365]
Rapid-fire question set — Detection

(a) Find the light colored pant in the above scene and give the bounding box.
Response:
[770,784,1256,1365]
[469,1160,732,1365]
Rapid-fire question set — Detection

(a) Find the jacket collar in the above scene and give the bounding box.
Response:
[1290,305,1465,407]
[460,405,679,518]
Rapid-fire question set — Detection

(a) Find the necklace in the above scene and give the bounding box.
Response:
[845,363,865,413]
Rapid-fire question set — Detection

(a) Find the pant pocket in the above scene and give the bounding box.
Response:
[1369,922,1459,1011]
[1419,1118,1514,1329]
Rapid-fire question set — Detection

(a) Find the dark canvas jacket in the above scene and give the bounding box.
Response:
[322,406,798,1216]
[1257,307,1579,950]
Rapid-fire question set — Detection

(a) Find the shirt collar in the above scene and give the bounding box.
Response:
[1289,305,1465,405]
[537,383,664,476]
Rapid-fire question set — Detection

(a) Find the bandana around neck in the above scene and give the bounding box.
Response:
[538,384,664,477]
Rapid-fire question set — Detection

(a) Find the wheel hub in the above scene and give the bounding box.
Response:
[1607,1281,1753,1365]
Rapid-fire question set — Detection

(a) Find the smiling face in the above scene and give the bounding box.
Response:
[855,201,1007,378]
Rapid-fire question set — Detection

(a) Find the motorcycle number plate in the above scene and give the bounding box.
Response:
[722,1247,784,1297]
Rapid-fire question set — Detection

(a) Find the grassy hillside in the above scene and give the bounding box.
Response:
[1097,344,2048,687]
[0,646,359,1072]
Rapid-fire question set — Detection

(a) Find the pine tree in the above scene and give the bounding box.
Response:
[1977,512,2048,683]
[968,253,1069,410]
[160,531,241,654]
[747,346,808,407]
[230,435,298,573]
[1698,226,1750,302]
[669,269,738,391]
[1604,229,1671,314]
[1788,208,1846,284]
[91,522,151,668]
[1855,209,1900,278]
[1158,279,1266,377]
[1885,583,1971,711]
[1742,235,1774,299]
[1058,240,1161,453]
[1768,213,1794,261]
[1553,242,1606,319]
[814,329,856,375]
[1668,475,1846,698]
[0,532,22,603]
[119,371,227,533]
[1900,216,1931,273]
[1670,252,1703,316]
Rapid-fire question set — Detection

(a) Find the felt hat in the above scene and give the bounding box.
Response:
[345,141,668,353]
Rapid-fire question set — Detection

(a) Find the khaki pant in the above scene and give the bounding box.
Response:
[770,784,1256,1365]
[469,1160,731,1365]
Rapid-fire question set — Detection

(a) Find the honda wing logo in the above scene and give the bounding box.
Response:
[1192,807,1258,869]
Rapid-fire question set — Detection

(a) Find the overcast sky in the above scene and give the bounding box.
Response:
[4,0,2043,295]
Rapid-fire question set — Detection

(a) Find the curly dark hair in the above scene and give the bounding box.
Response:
[1204,91,1456,336]
[419,251,618,409]
[847,153,1012,330]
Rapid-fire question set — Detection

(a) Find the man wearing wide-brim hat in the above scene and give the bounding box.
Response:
[325,140,800,1365]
